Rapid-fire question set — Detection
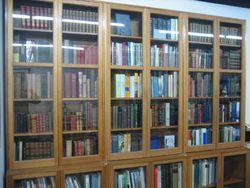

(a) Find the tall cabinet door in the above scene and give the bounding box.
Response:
[57,0,103,165]
[7,0,58,169]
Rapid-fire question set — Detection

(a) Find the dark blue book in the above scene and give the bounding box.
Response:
[112,135,118,153]
[151,136,160,149]
[115,13,131,36]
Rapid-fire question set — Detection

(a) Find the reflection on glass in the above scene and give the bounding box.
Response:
[151,14,178,40]
[151,129,177,150]
[219,99,240,123]
[115,167,146,188]
[189,48,213,69]
[220,74,241,97]
[65,172,101,188]
[14,176,56,188]
[111,10,142,37]
[192,158,217,188]
[220,23,242,46]
[219,125,240,143]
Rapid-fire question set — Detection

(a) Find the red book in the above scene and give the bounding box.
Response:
[154,167,158,188]
[35,7,40,29]
[26,6,31,28]
[39,7,44,29]
[31,6,36,29]
[21,6,26,28]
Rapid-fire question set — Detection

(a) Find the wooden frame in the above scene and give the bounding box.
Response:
[57,0,104,166]
[5,0,248,187]
[183,13,217,153]
[145,8,183,157]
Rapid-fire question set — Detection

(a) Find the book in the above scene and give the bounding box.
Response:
[189,48,212,68]
[15,177,56,188]
[220,74,241,97]
[219,125,240,143]
[189,20,213,43]
[164,135,175,148]
[220,49,241,69]
[188,127,212,146]
[219,100,240,123]
[220,25,241,46]
[115,13,131,36]
[151,71,178,98]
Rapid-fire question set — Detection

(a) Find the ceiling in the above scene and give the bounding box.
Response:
[196,0,250,8]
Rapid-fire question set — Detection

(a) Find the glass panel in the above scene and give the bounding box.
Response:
[220,48,241,70]
[111,10,142,37]
[220,23,242,46]
[189,47,213,69]
[14,176,56,188]
[65,172,101,188]
[189,19,213,43]
[154,162,182,188]
[115,167,146,188]
[151,14,178,40]
[219,99,240,123]
[223,155,245,188]
[192,158,218,188]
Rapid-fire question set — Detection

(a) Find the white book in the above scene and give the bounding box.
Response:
[157,166,162,188]
[66,140,72,157]
[164,135,175,148]
[85,174,90,188]
[82,74,87,98]
[118,174,123,188]
[174,72,178,97]
[139,167,146,188]
[120,74,125,98]
[19,141,23,161]
[78,72,83,98]
[130,76,135,98]
[155,46,159,67]
[159,75,163,97]
[165,103,170,126]
[151,47,154,66]
[236,101,240,122]
[115,74,121,98]
[178,163,182,188]
[195,130,200,146]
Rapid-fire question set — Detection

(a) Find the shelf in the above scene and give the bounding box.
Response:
[13,63,53,68]
[111,34,142,40]
[62,130,98,134]
[219,96,240,99]
[111,127,142,132]
[151,125,178,130]
[14,132,53,137]
[62,98,98,101]
[62,64,98,69]
[150,38,178,43]
[219,122,240,126]
[150,67,179,71]
[224,178,244,186]
[219,69,242,73]
[13,27,53,33]
[188,97,212,99]
[151,97,178,100]
[188,123,212,127]
[110,65,143,70]
[189,41,213,46]
[188,68,214,72]
[220,44,241,48]
[14,98,53,102]
[111,97,142,101]
[62,31,98,36]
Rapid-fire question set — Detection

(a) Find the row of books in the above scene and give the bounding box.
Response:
[151,135,176,150]
[219,101,240,123]
[62,9,98,34]
[111,42,142,66]
[192,158,217,188]
[14,71,52,99]
[63,71,98,98]
[63,40,98,65]
[111,103,142,129]
[14,112,52,133]
[189,22,213,43]
[220,49,241,70]
[189,73,213,97]
[150,71,178,98]
[220,74,241,97]
[115,167,145,188]
[150,44,178,68]
[15,140,53,161]
[188,101,212,124]
[112,13,141,37]
[13,35,53,63]
[63,103,98,131]
[220,26,241,45]
[219,126,240,143]
[65,173,101,188]
[15,177,56,188]
[150,102,178,127]
[154,163,182,188]
[65,138,97,157]
[188,128,212,146]
[111,133,142,153]
[14,6,53,30]
[189,48,212,68]
[151,16,178,40]
[112,73,142,98]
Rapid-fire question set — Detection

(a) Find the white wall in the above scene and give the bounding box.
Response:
[0,0,4,185]
[100,0,250,124]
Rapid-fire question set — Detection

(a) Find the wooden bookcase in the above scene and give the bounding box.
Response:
[5,0,248,187]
